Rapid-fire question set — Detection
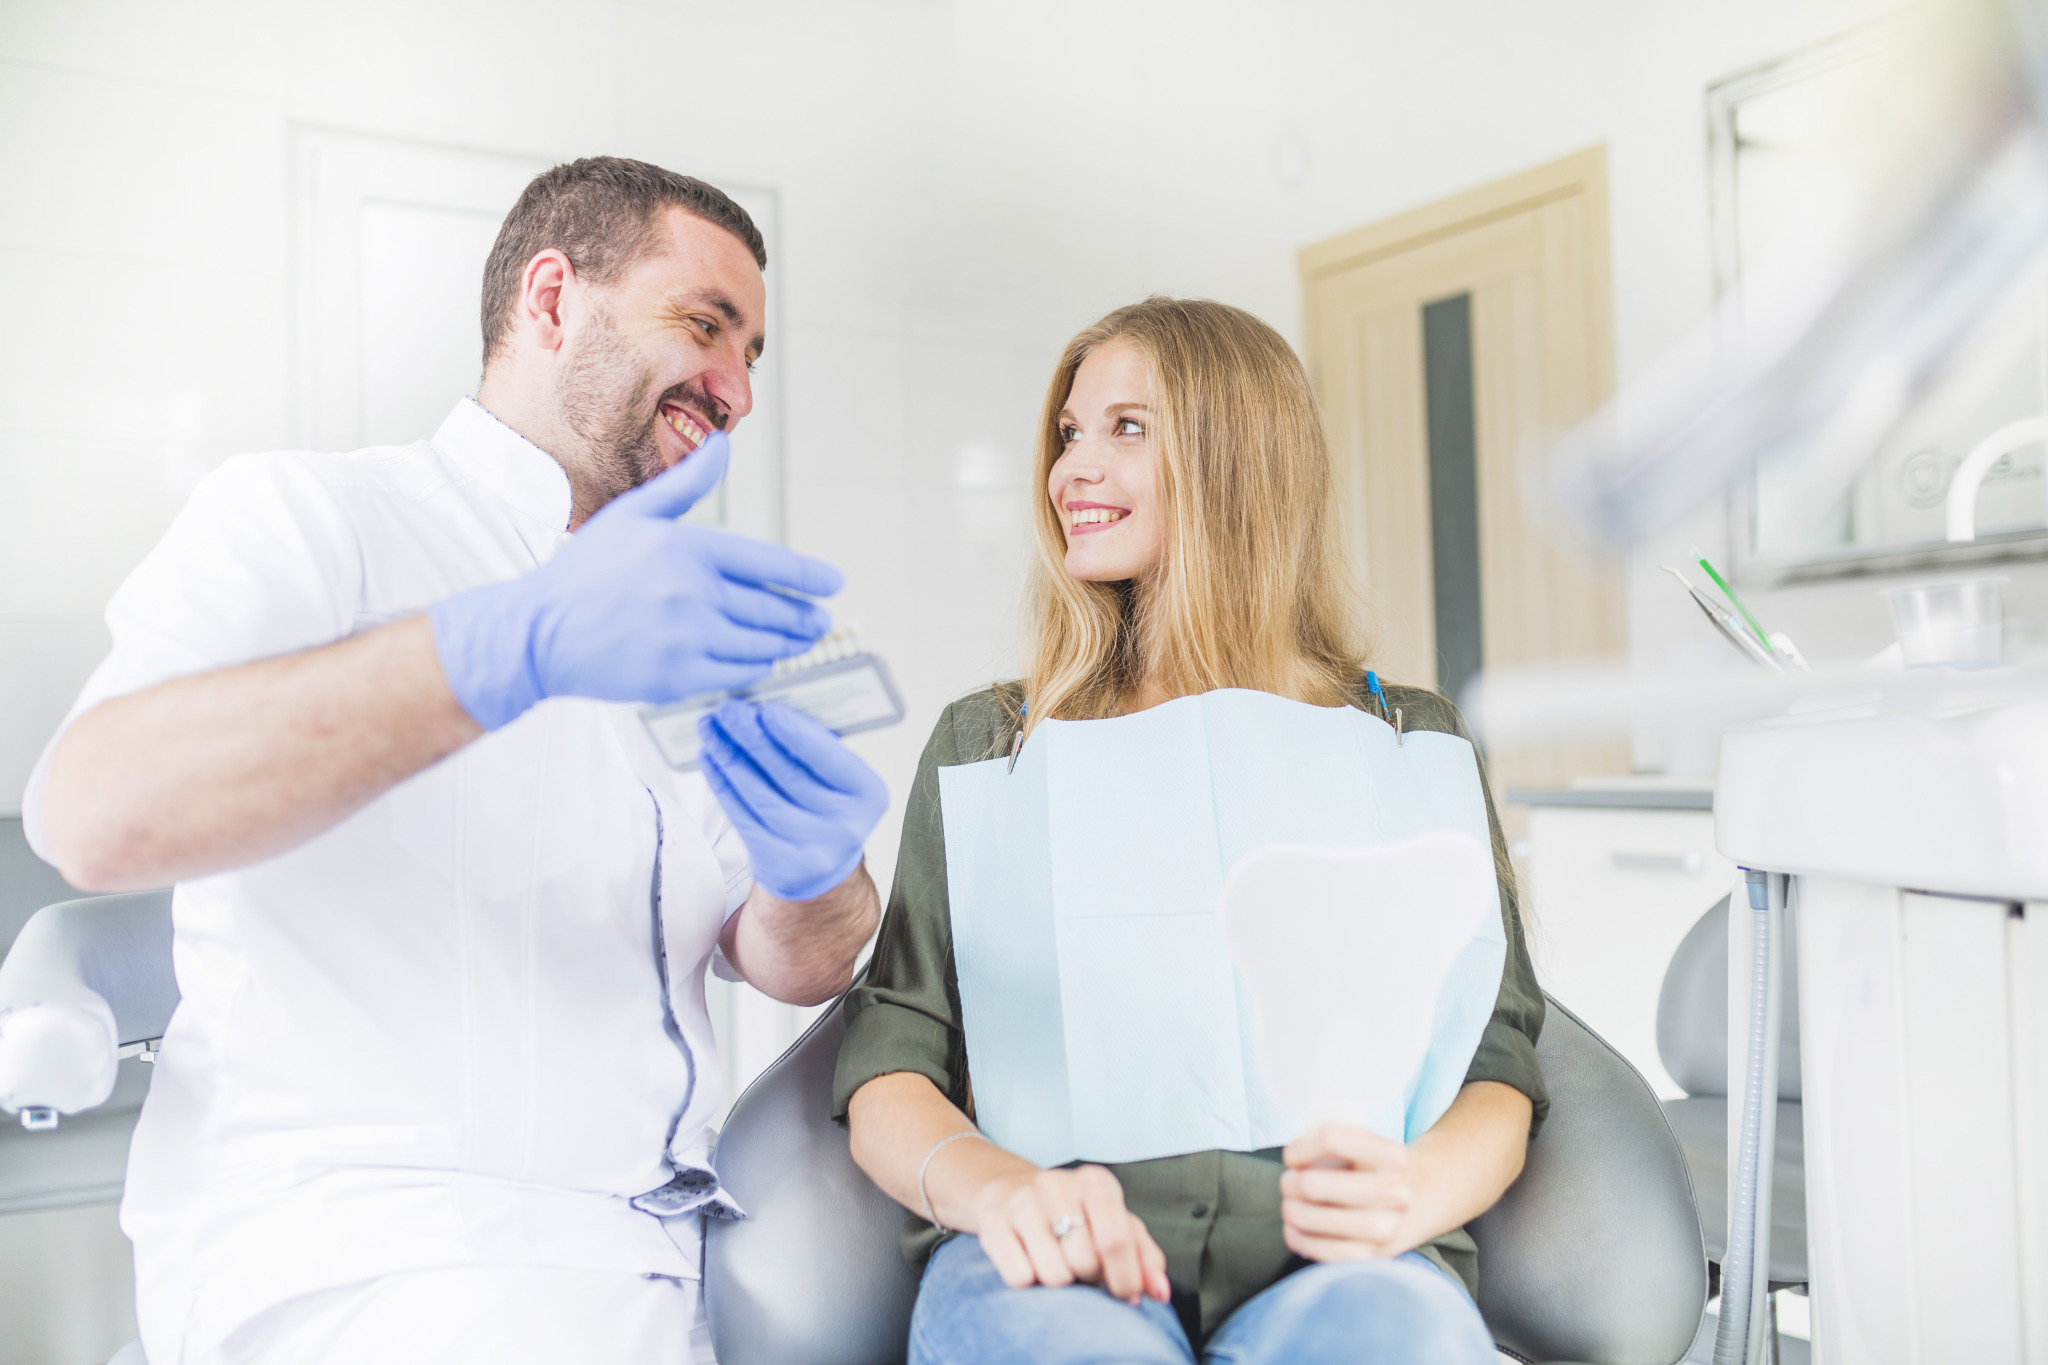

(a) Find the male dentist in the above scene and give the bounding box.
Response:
[25,158,886,1364]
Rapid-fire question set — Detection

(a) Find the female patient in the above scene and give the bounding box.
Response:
[830,297,1544,1364]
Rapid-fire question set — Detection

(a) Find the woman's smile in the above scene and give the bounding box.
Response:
[1065,500,1130,534]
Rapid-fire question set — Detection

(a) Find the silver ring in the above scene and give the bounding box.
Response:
[1052,1215,1082,1241]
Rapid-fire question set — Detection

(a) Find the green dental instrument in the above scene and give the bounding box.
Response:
[1693,549,1773,651]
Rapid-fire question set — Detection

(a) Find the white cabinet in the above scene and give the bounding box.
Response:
[1508,786,1735,1098]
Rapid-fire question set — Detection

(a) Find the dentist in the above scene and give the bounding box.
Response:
[25,158,886,1365]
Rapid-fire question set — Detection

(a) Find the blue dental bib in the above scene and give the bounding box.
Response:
[938,689,1506,1168]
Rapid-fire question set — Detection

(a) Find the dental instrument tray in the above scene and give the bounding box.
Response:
[640,628,905,770]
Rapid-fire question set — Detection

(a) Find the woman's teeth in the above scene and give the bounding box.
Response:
[664,408,710,449]
[1070,508,1125,527]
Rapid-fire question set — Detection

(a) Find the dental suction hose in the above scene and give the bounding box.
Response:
[1712,869,1786,1365]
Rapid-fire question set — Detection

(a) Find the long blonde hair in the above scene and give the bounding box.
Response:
[1019,297,1367,735]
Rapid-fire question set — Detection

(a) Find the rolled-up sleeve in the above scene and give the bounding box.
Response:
[832,694,1006,1121]
[1394,687,1549,1134]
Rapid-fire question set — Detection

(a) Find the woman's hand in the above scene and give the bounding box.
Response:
[1279,1122,1417,1261]
[972,1164,1173,1306]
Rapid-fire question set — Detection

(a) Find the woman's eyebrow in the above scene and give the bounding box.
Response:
[1105,402,1152,416]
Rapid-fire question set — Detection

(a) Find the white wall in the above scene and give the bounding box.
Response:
[0,0,1910,864]
[4,3,1952,1344]
[0,1202,136,1365]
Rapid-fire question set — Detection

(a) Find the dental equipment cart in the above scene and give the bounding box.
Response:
[1716,690,2048,1363]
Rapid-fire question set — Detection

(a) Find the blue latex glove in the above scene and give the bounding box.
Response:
[429,432,842,729]
[698,699,889,903]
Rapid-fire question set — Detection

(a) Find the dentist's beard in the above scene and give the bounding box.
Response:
[556,304,665,520]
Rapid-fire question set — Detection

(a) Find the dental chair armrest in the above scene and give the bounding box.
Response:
[0,892,176,1116]
[0,1001,119,1115]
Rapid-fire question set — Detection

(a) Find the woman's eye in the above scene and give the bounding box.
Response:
[1116,418,1144,437]
[1058,425,1078,444]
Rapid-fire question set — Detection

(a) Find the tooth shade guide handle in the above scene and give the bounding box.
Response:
[639,639,904,770]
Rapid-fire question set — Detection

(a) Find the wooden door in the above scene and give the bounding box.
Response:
[1300,147,1628,794]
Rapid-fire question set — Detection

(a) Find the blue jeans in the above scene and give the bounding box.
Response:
[907,1235,1497,1365]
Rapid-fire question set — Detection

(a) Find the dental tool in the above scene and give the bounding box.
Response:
[1661,565,1785,673]
[1693,549,1772,652]
[641,626,905,770]
[1692,551,1811,671]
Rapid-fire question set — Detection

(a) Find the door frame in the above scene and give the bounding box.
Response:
[1298,145,1613,415]
[1295,146,1621,789]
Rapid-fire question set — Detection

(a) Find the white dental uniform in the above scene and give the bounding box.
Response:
[23,400,750,1365]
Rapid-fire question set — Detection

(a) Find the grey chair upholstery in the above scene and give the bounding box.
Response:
[1654,896,1806,1289]
[0,892,180,1051]
[707,992,1708,1365]
[706,1001,921,1365]
[1472,998,1707,1365]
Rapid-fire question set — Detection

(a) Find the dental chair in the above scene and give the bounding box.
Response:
[0,891,174,1365]
[708,994,1711,1365]
[3,890,1712,1365]
[0,891,175,1136]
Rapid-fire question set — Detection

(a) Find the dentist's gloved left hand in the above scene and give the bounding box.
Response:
[699,699,889,903]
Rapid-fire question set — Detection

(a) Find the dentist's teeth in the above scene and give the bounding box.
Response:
[665,409,708,445]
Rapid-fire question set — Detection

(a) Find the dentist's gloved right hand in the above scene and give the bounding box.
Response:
[429,432,842,729]
[698,699,889,903]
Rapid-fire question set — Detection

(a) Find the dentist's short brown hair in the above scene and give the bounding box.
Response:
[479,156,765,367]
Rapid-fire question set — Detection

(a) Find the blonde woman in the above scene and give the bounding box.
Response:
[834,298,1543,1364]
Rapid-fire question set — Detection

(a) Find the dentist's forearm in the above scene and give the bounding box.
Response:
[720,862,880,1006]
[42,616,481,891]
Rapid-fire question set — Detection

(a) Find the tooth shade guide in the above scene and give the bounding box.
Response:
[640,625,905,771]
[772,624,862,677]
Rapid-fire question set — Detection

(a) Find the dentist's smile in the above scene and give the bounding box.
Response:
[659,400,717,463]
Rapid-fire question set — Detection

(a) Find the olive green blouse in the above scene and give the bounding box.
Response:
[831,682,1546,1344]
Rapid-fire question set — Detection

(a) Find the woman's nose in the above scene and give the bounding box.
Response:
[1058,450,1106,482]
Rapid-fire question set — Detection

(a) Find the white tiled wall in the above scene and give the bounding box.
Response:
[0,0,1924,1353]
[0,0,1906,1116]
[0,0,1897,823]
